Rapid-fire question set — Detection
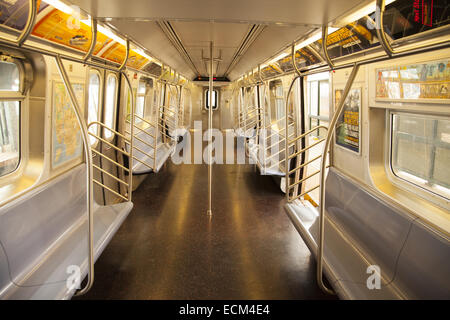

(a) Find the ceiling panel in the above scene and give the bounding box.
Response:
[228,25,312,80]
[170,21,252,77]
[68,0,372,26]
[68,0,373,80]
[109,20,196,79]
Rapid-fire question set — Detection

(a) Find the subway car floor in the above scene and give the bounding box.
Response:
[75,141,335,300]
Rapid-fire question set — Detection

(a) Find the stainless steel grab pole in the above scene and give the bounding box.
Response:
[317,63,360,295]
[55,55,94,296]
[284,75,301,201]
[83,18,97,62]
[207,41,213,216]
[322,26,335,70]
[122,70,135,201]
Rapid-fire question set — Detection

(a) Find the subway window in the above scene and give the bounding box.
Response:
[274,84,284,119]
[307,75,330,136]
[104,74,118,140]
[88,71,101,145]
[205,90,218,110]
[391,113,450,199]
[0,61,21,177]
[136,79,146,121]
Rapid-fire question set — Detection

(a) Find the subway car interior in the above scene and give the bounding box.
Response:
[0,0,449,301]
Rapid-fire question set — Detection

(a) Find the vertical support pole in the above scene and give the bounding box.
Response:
[122,71,135,201]
[284,76,301,201]
[207,41,213,216]
[55,55,94,296]
[317,64,360,295]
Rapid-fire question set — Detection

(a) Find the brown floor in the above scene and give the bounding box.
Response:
[75,139,335,300]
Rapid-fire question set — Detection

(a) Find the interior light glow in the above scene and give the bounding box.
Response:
[81,19,126,45]
[339,0,396,25]
[42,0,74,14]
[294,27,339,51]
[133,48,152,61]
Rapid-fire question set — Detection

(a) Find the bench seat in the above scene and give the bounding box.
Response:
[0,165,133,300]
[285,168,450,299]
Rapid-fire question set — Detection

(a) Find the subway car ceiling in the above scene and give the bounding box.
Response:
[0,0,449,301]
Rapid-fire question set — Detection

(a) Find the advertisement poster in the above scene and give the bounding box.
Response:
[52,81,84,168]
[335,88,361,154]
[376,60,450,101]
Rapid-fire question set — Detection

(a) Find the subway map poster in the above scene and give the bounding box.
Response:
[52,81,84,168]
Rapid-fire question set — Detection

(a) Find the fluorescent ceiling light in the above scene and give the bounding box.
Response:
[81,18,126,45]
[133,48,152,61]
[294,27,339,51]
[340,0,396,25]
[268,51,290,65]
[42,0,74,14]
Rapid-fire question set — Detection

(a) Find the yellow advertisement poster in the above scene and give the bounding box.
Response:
[32,9,112,55]
[376,60,450,101]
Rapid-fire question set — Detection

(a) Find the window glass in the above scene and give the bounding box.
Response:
[136,80,146,121]
[309,81,319,116]
[104,74,117,139]
[274,85,284,119]
[88,72,101,145]
[319,81,329,118]
[0,61,20,91]
[307,78,330,137]
[0,101,20,177]
[392,113,450,199]
[377,0,450,41]
[206,90,218,109]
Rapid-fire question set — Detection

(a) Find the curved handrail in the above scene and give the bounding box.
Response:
[118,39,130,71]
[317,63,360,295]
[83,18,97,62]
[322,25,334,70]
[55,55,94,296]
[284,75,302,198]
[0,0,37,46]
[291,42,304,76]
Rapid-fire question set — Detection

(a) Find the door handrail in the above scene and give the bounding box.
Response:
[55,55,94,296]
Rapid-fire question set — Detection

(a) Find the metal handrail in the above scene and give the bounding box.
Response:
[0,0,37,46]
[125,123,156,139]
[92,149,130,172]
[288,138,325,160]
[289,126,328,144]
[93,164,129,186]
[375,0,450,57]
[317,64,360,295]
[93,180,128,202]
[292,42,304,76]
[87,122,133,201]
[118,40,130,71]
[121,71,135,200]
[284,75,302,200]
[88,132,129,155]
[83,18,97,62]
[132,155,154,170]
[322,26,334,69]
[88,121,130,141]
[55,55,94,296]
